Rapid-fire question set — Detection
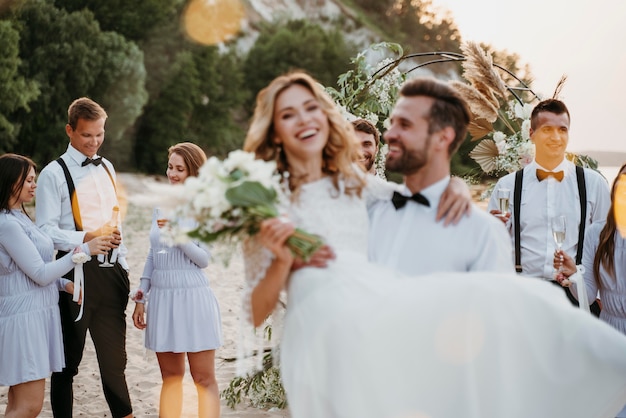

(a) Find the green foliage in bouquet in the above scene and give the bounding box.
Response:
[176,151,323,262]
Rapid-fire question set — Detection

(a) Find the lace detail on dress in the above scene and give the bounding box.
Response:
[236,174,395,374]
[241,238,274,324]
[238,237,281,374]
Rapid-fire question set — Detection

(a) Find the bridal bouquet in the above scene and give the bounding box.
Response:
[172,150,324,261]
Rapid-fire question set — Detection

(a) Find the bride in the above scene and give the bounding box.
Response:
[241,71,626,418]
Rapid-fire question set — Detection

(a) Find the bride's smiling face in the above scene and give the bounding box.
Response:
[272,84,329,164]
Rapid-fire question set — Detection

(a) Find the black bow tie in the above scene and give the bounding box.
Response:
[391,191,430,210]
[82,157,102,167]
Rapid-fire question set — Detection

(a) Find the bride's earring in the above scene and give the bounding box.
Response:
[275,143,290,190]
[275,143,283,161]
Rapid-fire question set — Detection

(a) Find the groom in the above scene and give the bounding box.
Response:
[367,77,513,274]
[301,77,512,274]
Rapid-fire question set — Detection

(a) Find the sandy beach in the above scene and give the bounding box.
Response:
[0,173,288,418]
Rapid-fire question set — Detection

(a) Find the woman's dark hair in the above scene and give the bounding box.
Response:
[0,153,36,214]
[593,162,626,282]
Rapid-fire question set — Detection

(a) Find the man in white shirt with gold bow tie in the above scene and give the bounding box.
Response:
[488,99,610,313]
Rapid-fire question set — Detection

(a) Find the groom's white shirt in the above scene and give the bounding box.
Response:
[368,176,514,275]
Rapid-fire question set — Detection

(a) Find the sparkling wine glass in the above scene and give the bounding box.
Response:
[551,215,567,277]
[155,207,169,254]
[496,188,511,217]
[99,207,119,268]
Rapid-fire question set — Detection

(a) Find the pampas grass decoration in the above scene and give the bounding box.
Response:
[450,81,499,123]
[460,42,509,100]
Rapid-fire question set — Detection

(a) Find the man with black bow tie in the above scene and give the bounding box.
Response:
[368,78,513,274]
[35,97,133,418]
[487,99,610,311]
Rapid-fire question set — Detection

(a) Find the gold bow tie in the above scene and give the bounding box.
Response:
[536,169,564,182]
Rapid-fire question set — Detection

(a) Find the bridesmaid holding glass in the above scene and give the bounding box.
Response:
[131,142,222,418]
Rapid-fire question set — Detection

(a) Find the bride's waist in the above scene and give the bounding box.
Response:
[286,250,372,302]
[298,249,368,273]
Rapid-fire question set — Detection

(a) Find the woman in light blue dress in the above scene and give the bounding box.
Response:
[131,143,222,418]
[556,162,626,417]
[0,153,108,418]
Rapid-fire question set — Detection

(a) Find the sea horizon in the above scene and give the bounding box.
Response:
[599,165,622,183]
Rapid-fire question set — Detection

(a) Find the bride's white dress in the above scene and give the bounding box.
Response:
[244,176,626,418]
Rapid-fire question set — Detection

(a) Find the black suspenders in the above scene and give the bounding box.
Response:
[574,166,587,264]
[513,166,586,273]
[513,170,524,273]
[56,157,117,232]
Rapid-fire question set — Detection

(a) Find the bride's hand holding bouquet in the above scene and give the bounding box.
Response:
[257,217,297,265]
[170,150,323,262]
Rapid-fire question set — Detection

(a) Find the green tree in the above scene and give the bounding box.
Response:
[0,20,39,153]
[9,0,147,167]
[187,46,246,157]
[134,51,200,173]
[95,32,149,169]
[351,0,395,14]
[386,0,462,55]
[55,0,179,42]
[243,20,356,105]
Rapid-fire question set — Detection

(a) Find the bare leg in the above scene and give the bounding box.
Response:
[187,350,219,418]
[156,352,186,418]
[5,386,15,415]
[5,379,45,418]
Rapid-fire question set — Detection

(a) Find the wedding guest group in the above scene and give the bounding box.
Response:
[0,153,109,418]
[488,99,610,315]
[35,97,133,418]
[131,142,222,418]
[240,70,626,418]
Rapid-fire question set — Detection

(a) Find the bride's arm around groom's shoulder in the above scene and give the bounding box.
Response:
[364,173,472,225]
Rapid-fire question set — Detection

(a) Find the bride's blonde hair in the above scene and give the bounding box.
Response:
[243,71,365,196]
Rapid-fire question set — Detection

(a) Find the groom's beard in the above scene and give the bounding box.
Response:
[385,134,432,175]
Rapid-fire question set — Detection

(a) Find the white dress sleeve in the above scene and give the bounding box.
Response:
[363,173,399,208]
[0,218,78,286]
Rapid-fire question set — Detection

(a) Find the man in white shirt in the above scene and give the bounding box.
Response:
[36,98,133,418]
[368,77,513,274]
[487,99,610,313]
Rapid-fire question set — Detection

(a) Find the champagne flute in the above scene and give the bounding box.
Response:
[551,215,567,278]
[155,207,169,254]
[496,188,511,217]
[99,206,119,267]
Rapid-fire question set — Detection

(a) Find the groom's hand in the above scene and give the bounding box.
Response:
[292,244,336,271]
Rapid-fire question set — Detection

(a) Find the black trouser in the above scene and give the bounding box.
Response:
[550,280,601,318]
[51,255,132,418]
